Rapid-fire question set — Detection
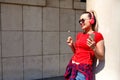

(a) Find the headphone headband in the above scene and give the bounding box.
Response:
[89,11,95,24]
[90,11,94,19]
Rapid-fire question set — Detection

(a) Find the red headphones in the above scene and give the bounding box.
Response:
[89,11,95,25]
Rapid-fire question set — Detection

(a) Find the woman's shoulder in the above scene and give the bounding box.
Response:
[94,31,103,37]
[94,31,104,42]
[77,32,83,35]
[77,32,83,37]
[76,32,83,39]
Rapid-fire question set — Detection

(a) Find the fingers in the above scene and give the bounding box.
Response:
[67,36,73,46]
[67,36,72,43]
[87,37,95,49]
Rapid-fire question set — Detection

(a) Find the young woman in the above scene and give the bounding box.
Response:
[64,11,105,80]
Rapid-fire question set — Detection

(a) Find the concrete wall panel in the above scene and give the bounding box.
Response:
[60,0,73,9]
[24,32,42,56]
[23,6,42,31]
[1,4,22,30]
[43,7,59,31]
[24,56,42,80]
[2,57,23,80]
[0,0,46,6]
[60,9,75,32]
[2,31,23,57]
[43,55,59,78]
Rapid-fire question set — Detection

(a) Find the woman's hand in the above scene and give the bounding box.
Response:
[66,36,76,53]
[87,35,96,50]
[67,36,73,46]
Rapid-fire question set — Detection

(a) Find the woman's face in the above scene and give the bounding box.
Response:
[79,13,91,31]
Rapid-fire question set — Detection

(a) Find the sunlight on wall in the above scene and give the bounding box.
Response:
[87,0,120,80]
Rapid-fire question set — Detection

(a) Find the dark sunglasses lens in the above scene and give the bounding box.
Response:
[79,19,85,24]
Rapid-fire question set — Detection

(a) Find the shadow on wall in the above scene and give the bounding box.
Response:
[92,58,105,80]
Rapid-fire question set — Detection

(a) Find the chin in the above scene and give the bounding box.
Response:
[81,27,86,30]
[82,26,88,30]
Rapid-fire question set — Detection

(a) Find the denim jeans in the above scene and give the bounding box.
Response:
[75,71,85,80]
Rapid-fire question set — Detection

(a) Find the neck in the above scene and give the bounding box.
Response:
[83,28,94,34]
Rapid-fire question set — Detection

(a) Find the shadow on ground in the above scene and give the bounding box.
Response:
[33,76,64,80]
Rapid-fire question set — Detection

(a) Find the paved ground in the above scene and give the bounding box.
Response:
[33,76,64,80]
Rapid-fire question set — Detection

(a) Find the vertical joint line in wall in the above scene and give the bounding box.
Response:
[0,3,3,80]
[0,3,2,31]
[72,0,74,9]
[41,7,43,79]
[75,10,76,33]
[58,0,60,76]
[22,5,24,80]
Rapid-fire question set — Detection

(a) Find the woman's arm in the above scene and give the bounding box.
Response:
[94,40,105,60]
[87,36,105,60]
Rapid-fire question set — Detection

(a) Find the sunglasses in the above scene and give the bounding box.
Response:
[79,18,89,24]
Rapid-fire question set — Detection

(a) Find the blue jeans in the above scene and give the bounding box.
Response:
[75,72,85,80]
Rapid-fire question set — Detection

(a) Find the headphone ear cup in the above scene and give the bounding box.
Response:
[90,18,94,24]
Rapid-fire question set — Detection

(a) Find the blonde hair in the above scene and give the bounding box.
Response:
[89,10,99,31]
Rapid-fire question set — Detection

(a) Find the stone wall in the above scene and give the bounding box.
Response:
[0,0,86,80]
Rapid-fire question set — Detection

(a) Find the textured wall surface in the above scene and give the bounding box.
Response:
[0,0,86,80]
[87,0,120,80]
